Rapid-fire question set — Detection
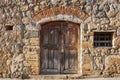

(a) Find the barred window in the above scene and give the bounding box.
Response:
[94,32,113,47]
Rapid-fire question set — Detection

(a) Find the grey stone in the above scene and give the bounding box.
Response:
[108,0,118,3]
[99,4,104,11]
[22,39,29,45]
[24,30,30,39]
[85,6,92,15]
[51,0,60,5]
[30,31,39,38]
[86,0,96,4]
[26,11,32,18]
[117,27,120,36]
[27,0,33,3]
[104,4,110,12]
[11,53,24,78]
[96,11,107,18]
[13,25,21,30]
[93,4,99,15]
[26,22,38,31]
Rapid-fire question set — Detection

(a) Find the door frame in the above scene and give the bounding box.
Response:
[39,21,82,74]
[37,18,84,75]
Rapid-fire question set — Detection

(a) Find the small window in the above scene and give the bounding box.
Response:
[5,25,13,31]
[94,32,113,47]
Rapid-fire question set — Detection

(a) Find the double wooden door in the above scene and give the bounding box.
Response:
[40,21,80,74]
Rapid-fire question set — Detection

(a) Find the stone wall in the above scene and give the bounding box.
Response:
[0,0,120,79]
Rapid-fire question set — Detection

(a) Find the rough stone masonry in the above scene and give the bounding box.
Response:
[0,0,120,79]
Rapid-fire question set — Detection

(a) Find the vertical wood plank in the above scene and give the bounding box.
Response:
[65,50,69,70]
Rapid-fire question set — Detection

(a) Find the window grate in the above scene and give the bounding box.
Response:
[94,32,113,47]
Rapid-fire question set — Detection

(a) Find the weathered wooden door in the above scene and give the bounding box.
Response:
[40,21,79,74]
[61,22,79,73]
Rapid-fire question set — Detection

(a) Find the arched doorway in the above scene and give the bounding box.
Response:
[40,21,80,74]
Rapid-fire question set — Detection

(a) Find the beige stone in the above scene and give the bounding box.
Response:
[105,55,120,73]
[82,41,93,48]
[82,64,91,73]
[114,36,120,47]
[25,54,39,60]
[82,54,91,73]
[30,38,40,46]
[22,17,30,25]
[24,60,39,66]
[31,66,40,75]
[110,18,120,27]
[34,6,39,14]
[20,5,29,11]
[23,46,40,54]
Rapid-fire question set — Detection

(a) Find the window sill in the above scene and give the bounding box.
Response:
[93,46,113,49]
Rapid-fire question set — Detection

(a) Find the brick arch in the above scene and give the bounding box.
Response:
[34,5,89,23]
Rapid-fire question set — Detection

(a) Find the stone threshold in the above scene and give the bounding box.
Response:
[29,74,120,79]
[29,74,82,79]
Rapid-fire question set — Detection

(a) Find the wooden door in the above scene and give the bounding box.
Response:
[40,21,79,74]
[40,22,61,74]
[61,22,79,73]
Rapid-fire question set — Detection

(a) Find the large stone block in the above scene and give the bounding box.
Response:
[82,64,91,74]
[23,46,40,54]
[82,41,93,48]
[24,53,40,75]
[31,66,40,75]
[82,54,91,73]
[24,60,40,67]
[114,36,120,47]
[26,23,39,31]
[25,54,39,60]
[30,31,39,38]
[105,55,120,73]
[30,38,39,46]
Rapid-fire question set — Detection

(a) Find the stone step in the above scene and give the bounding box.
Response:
[30,75,66,79]
[30,74,81,79]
